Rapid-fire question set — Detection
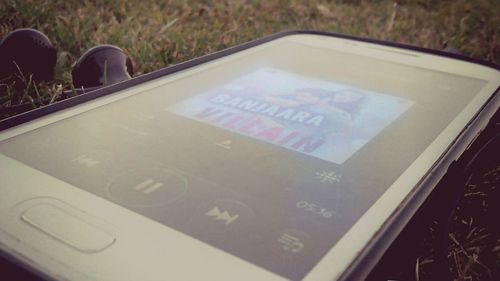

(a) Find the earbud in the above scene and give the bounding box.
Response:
[0,28,57,83]
[71,45,135,88]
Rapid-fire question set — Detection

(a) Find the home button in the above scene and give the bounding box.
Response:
[20,202,115,253]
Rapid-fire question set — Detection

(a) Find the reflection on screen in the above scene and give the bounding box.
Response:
[169,68,413,164]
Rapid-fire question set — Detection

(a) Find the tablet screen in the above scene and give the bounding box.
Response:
[0,36,488,280]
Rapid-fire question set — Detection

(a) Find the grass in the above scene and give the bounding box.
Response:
[1,0,499,112]
[368,137,500,281]
[1,1,499,280]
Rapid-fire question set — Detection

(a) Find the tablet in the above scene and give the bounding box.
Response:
[0,31,499,281]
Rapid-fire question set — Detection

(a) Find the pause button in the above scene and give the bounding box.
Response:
[106,168,187,208]
[133,179,164,195]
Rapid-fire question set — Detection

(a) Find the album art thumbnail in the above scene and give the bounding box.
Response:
[168,67,413,164]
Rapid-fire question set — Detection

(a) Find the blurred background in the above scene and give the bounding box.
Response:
[1,0,499,111]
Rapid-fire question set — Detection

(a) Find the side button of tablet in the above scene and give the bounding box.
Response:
[20,203,116,253]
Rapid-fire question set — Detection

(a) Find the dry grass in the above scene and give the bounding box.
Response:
[1,0,499,96]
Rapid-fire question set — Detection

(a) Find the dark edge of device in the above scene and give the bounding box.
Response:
[337,87,499,281]
[0,241,58,281]
[0,30,499,280]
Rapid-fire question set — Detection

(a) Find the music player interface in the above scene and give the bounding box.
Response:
[169,68,413,164]
[0,61,482,280]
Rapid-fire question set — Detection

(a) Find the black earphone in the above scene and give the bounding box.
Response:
[0,28,134,93]
[71,44,135,88]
